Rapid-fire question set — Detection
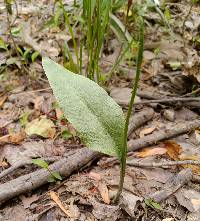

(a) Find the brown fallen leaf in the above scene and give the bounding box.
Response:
[9,131,26,143]
[98,182,110,204]
[34,96,44,111]
[164,141,182,160]
[88,171,102,181]
[0,160,9,168]
[110,87,141,105]
[88,172,110,204]
[136,146,167,158]
[49,191,71,217]
[139,127,156,138]
[165,142,200,174]
[0,95,7,108]
[0,134,10,144]
[181,164,200,175]
[119,191,143,217]
[0,131,25,145]
[192,128,200,144]
[179,155,200,173]
[56,108,64,120]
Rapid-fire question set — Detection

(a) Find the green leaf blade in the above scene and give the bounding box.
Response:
[52,171,62,181]
[32,158,49,169]
[42,57,125,157]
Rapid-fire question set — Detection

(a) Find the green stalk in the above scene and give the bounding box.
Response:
[59,0,79,69]
[94,0,111,83]
[95,0,101,82]
[79,35,83,75]
[113,18,144,203]
[86,0,93,79]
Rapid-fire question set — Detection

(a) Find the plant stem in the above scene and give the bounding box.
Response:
[59,0,79,69]
[4,0,28,74]
[113,18,144,203]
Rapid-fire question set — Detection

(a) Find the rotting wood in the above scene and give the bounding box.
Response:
[147,168,193,202]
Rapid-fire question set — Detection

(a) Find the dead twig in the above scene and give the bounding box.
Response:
[99,119,200,167]
[0,109,153,179]
[0,148,100,205]
[120,97,200,106]
[11,87,52,95]
[181,88,200,97]
[127,160,200,168]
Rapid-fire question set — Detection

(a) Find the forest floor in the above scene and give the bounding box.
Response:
[0,0,200,220]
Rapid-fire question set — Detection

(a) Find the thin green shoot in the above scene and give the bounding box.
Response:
[58,0,79,70]
[113,17,144,203]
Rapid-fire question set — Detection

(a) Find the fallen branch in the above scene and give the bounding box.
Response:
[128,108,154,137]
[135,90,200,108]
[0,157,61,179]
[0,148,99,205]
[128,119,200,151]
[11,87,52,96]
[147,168,193,202]
[181,88,200,97]
[127,160,200,168]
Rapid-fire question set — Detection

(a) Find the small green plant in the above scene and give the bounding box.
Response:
[32,158,62,182]
[42,17,144,202]
[19,112,30,128]
[144,198,163,211]
[48,0,132,82]
[0,37,8,51]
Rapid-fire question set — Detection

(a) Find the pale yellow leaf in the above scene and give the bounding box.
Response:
[25,117,56,138]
